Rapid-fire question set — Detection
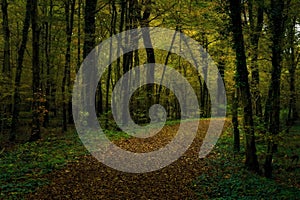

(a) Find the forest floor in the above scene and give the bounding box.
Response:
[1,119,300,199]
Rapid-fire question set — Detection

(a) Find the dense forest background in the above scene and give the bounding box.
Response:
[1,0,300,198]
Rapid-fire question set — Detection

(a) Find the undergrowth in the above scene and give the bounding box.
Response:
[192,125,300,199]
[1,119,299,199]
[0,129,88,199]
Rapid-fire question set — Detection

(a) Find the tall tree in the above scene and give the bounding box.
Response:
[42,0,54,127]
[83,0,97,67]
[140,0,156,115]
[83,0,99,126]
[120,0,134,125]
[77,0,82,72]
[285,12,299,124]
[264,0,289,178]
[1,0,11,77]
[68,0,76,125]
[248,0,264,118]
[62,0,76,132]
[29,0,41,141]
[228,0,259,172]
[10,0,32,141]
[104,0,117,128]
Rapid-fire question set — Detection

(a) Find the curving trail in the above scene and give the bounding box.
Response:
[27,120,230,200]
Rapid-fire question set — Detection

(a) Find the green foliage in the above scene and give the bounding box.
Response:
[0,125,146,198]
[0,129,88,199]
[104,129,131,140]
[193,170,300,199]
[192,127,300,199]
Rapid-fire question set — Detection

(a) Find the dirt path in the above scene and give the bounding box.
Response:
[27,120,228,199]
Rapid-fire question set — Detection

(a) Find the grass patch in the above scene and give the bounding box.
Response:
[0,125,150,199]
[0,129,88,199]
[192,125,300,199]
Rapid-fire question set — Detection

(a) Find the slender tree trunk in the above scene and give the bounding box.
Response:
[43,0,53,127]
[118,0,134,125]
[62,0,76,132]
[1,0,12,132]
[248,0,264,118]
[200,37,210,118]
[10,0,32,141]
[286,17,298,124]
[1,0,11,77]
[132,0,141,121]
[77,0,82,72]
[74,0,81,122]
[140,0,155,117]
[232,89,240,153]
[83,0,97,58]
[157,27,178,104]
[264,0,288,178]
[30,0,41,141]
[228,0,259,172]
[83,0,98,126]
[217,58,226,116]
[104,0,116,128]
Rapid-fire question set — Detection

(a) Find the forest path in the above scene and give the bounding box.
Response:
[26,119,230,200]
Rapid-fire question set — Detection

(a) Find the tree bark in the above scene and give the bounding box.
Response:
[232,89,240,153]
[43,0,53,128]
[286,16,298,124]
[62,0,76,132]
[228,0,259,172]
[10,0,32,141]
[1,0,11,77]
[30,0,41,141]
[104,0,116,128]
[264,0,288,178]
[248,0,264,118]
[83,0,99,126]
[140,0,155,119]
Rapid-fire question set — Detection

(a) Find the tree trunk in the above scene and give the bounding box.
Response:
[232,89,240,153]
[217,59,226,116]
[30,0,41,142]
[248,0,264,118]
[104,0,116,128]
[228,0,259,172]
[83,0,98,127]
[62,0,76,132]
[1,0,11,77]
[43,0,53,128]
[156,27,178,104]
[140,0,155,119]
[10,0,31,141]
[286,16,298,124]
[264,0,288,178]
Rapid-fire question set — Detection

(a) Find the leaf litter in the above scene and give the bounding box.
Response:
[26,119,230,199]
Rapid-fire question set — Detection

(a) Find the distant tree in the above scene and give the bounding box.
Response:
[285,8,299,124]
[41,0,54,128]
